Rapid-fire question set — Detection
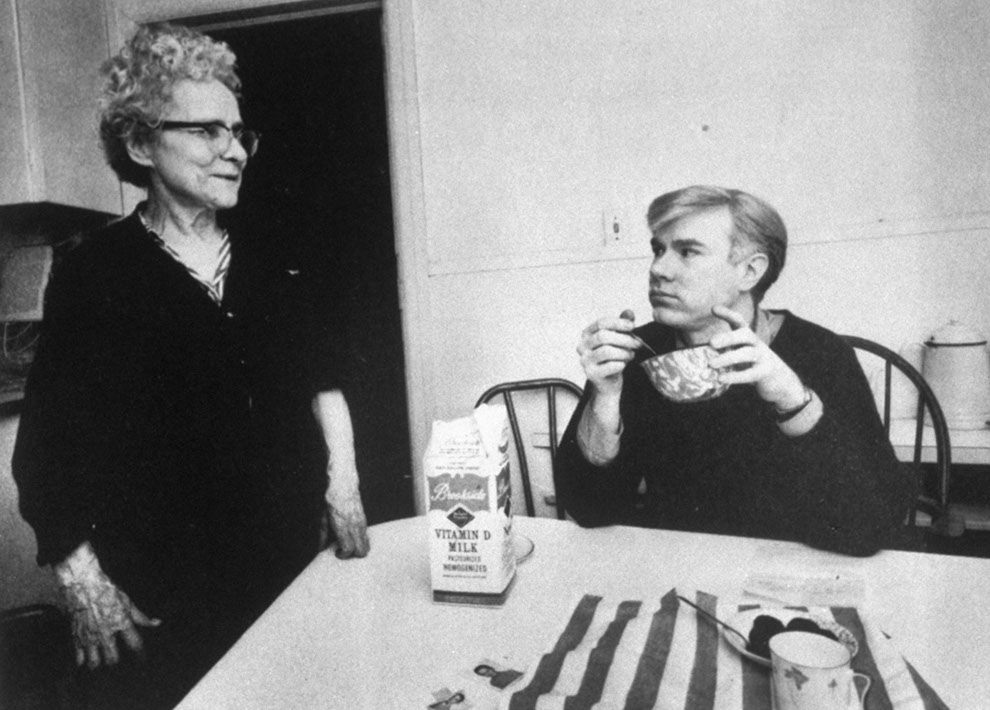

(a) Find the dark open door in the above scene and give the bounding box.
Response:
[202,8,413,524]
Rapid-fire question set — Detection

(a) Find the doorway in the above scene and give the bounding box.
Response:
[202,8,413,524]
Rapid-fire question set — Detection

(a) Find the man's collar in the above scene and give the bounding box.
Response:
[755,308,785,345]
[672,308,783,348]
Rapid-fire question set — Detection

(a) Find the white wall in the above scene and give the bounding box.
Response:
[413,0,990,259]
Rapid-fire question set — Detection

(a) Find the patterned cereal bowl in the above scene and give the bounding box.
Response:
[640,345,728,402]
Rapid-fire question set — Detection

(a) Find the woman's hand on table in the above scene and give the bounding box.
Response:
[326,477,370,559]
[54,541,161,668]
[312,390,369,558]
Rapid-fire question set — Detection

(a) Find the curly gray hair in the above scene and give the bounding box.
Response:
[98,23,241,187]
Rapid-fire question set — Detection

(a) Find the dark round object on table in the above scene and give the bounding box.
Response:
[785,616,839,642]
[746,614,786,659]
[785,617,822,634]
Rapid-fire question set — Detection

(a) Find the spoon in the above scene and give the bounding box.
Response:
[629,332,659,358]
[619,309,658,357]
[676,595,749,643]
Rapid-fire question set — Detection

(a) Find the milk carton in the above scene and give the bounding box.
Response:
[424,403,516,605]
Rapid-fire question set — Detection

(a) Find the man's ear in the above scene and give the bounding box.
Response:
[739,252,769,294]
[125,136,155,168]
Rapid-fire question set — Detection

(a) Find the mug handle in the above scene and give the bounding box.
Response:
[851,671,872,708]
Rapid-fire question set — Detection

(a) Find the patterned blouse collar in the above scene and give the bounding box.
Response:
[137,206,231,306]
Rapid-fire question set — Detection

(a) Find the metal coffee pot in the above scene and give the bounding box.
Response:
[922,320,990,430]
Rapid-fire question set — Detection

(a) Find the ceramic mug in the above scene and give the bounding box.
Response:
[769,631,871,710]
[640,344,729,402]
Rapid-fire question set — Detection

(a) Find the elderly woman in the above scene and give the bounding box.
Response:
[13,23,369,708]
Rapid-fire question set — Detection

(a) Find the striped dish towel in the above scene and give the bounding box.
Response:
[500,588,948,710]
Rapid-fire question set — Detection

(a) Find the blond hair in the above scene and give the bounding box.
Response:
[646,185,787,302]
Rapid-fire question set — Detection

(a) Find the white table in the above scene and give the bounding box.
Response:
[177,516,988,709]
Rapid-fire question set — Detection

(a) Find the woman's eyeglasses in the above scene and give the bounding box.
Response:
[157,121,261,157]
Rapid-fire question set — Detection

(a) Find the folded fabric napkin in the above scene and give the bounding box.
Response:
[500,588,948,710]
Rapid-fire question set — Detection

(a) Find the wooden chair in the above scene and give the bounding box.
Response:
[476,378,583,519]
[843,335,963,537]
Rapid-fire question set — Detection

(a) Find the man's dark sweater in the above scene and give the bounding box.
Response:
[555,311,917,556]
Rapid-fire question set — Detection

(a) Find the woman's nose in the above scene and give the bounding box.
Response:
[224,135,249,162]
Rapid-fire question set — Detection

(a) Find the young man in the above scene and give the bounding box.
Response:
[555,185,916,556]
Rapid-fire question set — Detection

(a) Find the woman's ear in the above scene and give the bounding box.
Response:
[125,136,155,168]
[739,252,769,294]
